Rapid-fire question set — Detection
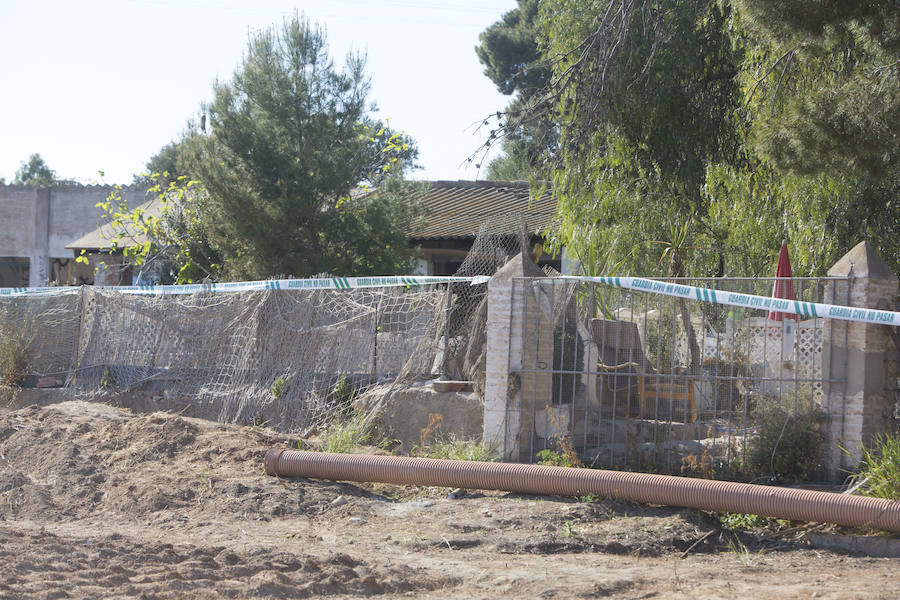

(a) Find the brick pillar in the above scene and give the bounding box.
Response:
[823,241,899,479]
[482,253,554,462]
[483,274,517,459]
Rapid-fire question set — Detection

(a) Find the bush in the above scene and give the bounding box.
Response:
[0,314,32,404]
[852,433,900,500]
[271,375,289,399]
[536,448,582,468]
[746,405,823,482]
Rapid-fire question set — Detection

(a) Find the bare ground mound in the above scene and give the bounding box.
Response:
[1,401,898,599]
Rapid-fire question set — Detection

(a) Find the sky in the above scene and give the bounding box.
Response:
[0,0,517,185]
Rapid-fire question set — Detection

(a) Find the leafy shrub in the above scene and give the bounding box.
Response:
[271,375,289,399]
[852,433,900,500]
[746,405,823,482]
[536,449,582,468]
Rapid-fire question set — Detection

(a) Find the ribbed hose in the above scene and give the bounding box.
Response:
[265,449,900,533]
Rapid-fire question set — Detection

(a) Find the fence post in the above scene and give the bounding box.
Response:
[483,253,552,461]
[823,241,899,480]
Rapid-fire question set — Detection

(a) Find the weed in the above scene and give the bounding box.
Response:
[536,449,582,468]
[271,376,289,399]
[578,493,604,504]
[322,413,373,454]
[681,452,715,478]
[681,451,746,481]
[541,404,581,467]
[851,432,900,500]
[198,467,213,490]
[720,512,791,532]
[418,413,444,448]
[726,535,755,566]
[100,368,117,390]
[562,520,578,538]
[0,312,32,404]
[253,412,268,428]
[422,436,498,462]
[330,373,357,417]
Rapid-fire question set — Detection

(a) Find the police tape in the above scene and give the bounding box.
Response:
[555,275,900,327]
[0,275,491,297]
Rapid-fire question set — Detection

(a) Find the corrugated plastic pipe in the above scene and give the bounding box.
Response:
[265,449,900,533]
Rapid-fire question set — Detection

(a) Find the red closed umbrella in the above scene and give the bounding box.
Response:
[768,240,799,322]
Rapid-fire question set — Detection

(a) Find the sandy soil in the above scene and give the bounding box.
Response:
[1,400,898,599]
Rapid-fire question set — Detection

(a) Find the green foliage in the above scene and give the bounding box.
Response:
[87,173,220,284]
[476,0,553,179]
[322,413,373,454]
[484,104,553,181]
[720,512,791,532]
[737,0,900,181]
[536,448,582,468]
[531,0,741,277]
[133,141,192,187]
[852,433,900,500]
[578,493,604,504]
[484,0,900,278]
[100,368,117,390]
[746,403,823,482]
[476,0,548,96]
[13,153,58,186]
[330,373,357,418]
[182,13,420,280]
[421,436,498,462]
[271,375,289,400]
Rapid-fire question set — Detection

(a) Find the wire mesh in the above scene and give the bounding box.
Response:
[0,213,532,432]
[510,276,848,479]
[66,285,446,430]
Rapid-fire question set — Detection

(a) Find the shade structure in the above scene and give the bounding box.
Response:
[768,240,799,321]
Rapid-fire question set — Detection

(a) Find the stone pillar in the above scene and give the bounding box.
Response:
[823,241,899,479]
[28,187,51,287]
[482,253,555,461]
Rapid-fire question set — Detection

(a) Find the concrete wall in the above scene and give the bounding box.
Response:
[0,186,37,257]
[0,184,148,286]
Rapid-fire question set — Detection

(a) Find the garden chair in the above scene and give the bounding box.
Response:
[590,318,698,423]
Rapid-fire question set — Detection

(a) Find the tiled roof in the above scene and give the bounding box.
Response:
[66,197,162,251]
[409,180,556,240]
[67,180,557,250]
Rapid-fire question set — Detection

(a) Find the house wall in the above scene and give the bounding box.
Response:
[0,184,148,286]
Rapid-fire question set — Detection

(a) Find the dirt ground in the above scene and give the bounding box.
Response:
[1,400,898,599]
